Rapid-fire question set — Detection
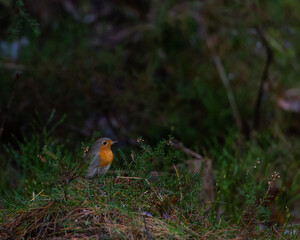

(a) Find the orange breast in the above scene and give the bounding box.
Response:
[98,148,113,167]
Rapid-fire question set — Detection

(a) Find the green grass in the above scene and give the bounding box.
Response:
[0,132,299,239]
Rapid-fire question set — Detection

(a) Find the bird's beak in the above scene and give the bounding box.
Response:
[111,141,118,145]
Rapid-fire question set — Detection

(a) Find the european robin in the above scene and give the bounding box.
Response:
[85,137,117,178]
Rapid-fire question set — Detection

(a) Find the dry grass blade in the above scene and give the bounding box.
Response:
[172,163,183,201]
[211,54,242,131]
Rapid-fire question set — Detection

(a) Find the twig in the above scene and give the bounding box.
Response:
[211,54,242,131]
[0,72,20,141]
[29,189,44,202]
[116,176,143,180]
[253,25,273,128]
[0,62,25,71]
[170,140,203,159]
[272,226,287,240]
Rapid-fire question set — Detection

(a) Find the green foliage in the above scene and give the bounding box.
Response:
[121,137,182,177]
[244,174,257,206]
[9,0,40,40]
[0,110,65,196]
[34,145,83,189]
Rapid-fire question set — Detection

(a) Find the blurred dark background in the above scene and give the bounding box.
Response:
[1,0,300,144]
[0,0,300,223]
[0,0,299,144]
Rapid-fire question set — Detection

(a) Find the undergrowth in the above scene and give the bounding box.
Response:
[0,124,299,239]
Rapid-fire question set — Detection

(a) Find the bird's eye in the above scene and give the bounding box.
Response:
[103,141,107,145]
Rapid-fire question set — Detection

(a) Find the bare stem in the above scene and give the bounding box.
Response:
[212,54,243,131]
[253,26,273,129]
[170,140,203,159]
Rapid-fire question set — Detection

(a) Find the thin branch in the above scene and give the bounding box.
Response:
[272,226,287,240]
[0,62,25,71]
[170,140,203,159]
[253,25,274,128]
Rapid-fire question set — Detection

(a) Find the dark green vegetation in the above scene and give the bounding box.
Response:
[0,0,300,239]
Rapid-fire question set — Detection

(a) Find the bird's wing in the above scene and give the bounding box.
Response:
[86,154,100,178]
[84,138,107,178]
[97,164,111,175]
[84,139,101,162]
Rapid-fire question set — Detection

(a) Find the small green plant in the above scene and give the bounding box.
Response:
[9,0,40,40]
[121,137,182,177]
[1,110,65,196]
[34,144,89,191]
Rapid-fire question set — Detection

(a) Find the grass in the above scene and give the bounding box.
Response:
[0,133,299,239]
[0,177,289,239]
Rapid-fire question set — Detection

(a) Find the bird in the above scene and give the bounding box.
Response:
[85,137,117,178]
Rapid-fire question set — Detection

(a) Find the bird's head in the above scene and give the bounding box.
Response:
[97,137,117,151]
